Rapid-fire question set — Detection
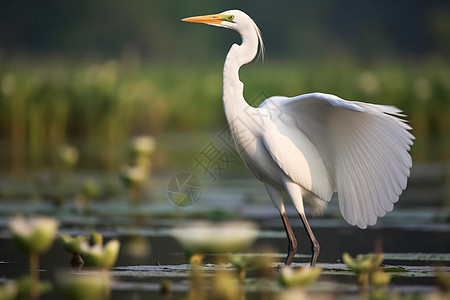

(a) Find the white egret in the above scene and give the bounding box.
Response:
[182,10,414,266]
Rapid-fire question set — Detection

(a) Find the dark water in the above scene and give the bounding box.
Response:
[0,167,449,299]
[1,218,449,299]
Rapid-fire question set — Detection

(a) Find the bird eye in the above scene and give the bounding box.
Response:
[228,15,234,21]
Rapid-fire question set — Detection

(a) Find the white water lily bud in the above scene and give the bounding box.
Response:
[278,266,322,288]
[80,239,120,268]
[120,165,147,187]
[172,221,258,257]
[9,216,59,254]
[59,234,87,255]
[57,145,79,168]
[342,252,384,273]
[131,136,156,157]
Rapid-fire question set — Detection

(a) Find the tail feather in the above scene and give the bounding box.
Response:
[302,188,328,216]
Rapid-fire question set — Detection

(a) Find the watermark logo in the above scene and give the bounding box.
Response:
[167,172,202,207]
[193,141,235,182]
[167,92,280,206]
[194,91,272,181]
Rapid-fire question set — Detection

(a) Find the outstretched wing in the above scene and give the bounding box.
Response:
[261,111,334,202]
[260,92,414,228]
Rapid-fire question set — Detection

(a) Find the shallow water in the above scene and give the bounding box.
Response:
[0,165,449,299]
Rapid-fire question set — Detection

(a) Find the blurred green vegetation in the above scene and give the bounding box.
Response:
[2,0,450,60]
[1,0,449,174]
[0,55,448,174]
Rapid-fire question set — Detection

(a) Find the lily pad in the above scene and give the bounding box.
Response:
[383,266,409,272]
[383,253,450,262]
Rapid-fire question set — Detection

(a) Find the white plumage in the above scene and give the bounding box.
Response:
[262,93,414,228]
[183,10,414,266]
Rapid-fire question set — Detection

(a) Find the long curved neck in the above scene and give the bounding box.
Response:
[222,29,259,122]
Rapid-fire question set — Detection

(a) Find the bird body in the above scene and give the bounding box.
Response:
[182,10,414,265]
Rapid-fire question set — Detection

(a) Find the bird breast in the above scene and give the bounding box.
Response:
[228,109,287,189]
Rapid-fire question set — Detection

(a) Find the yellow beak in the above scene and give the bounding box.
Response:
[181,14,225,25]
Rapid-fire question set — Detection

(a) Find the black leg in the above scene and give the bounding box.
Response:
[280,212,298,266]
[298,212,320,266]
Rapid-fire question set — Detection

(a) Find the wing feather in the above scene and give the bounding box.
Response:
[261,119,333,202]
[261,92,414,228]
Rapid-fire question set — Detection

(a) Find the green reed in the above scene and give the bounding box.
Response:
[0,57,448,174]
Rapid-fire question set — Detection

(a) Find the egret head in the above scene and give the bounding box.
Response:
[182,10,248,29]
[182,9,264,59]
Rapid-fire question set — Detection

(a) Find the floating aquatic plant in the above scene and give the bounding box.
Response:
[277,266,322,288]
[131,136,155,157]
[130,136,155,173]
[228,254,259,283]
[342,252,384,288]
[59,273,109,300]
[81,179,100,199]
[0,281,18,300]
[8,216,59,300]
[80,238,120,269]
[59,234,87,267]
[60,231,108,267]
[370,269,392,300]
[57,144,79,170]
[75,179,101,213]
[188,254,205,300]
[247,247,278,280]
[159,279,172,298]
[172,221,258,259]
[89,231,103,246]
[120,165,147,187]
[371,269,392,289]
[15,276,52,300]
[120,165,147,203]
[189,254,204,265]
[118,136,155,205]
[210,270,239,300]
[122,235,151,259]
[78,233,119,300]
[9,216,59,255]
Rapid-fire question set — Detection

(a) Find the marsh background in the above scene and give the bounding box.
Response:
[1,0,449,173]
